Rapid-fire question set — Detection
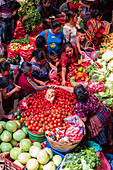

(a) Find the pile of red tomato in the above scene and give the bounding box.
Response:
[19,89,77,134]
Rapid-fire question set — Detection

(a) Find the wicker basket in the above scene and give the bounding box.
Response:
[46,119,86,151]
[4,153,25,170]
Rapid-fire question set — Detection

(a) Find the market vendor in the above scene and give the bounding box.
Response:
[50,84,113,146]
[0,77,14,120]
[60,42,79,86]
[14,61,47,100]
[37,0,65,29]
[86,9,111,48]
[38,20,65,55]
[0,61,21,113]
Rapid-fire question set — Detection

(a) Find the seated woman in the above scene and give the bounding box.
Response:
[86,9,111,48]
[50,84,113,146]
[61,42,78,86]
[14,61,47,100]
[63,10,78,43]
[0,61,21,113]
[0,77,14,120]
[37,0,65,28]
[38,20,65,55]
[30,50,55,82]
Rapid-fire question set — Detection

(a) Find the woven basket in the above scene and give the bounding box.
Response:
[46,119,86,151]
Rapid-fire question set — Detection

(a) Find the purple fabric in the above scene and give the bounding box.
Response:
[74,91,99,118]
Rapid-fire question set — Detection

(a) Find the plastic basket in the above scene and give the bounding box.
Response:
[4,153,26,170]
[26,128,46,143]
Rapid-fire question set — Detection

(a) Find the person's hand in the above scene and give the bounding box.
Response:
[52,66,57,70]
[61,12,66,16]
[46,19,52,23]
[80,51,85,56]
[7,114,14,120]
[47,84,57,88]
[14,84,21,92]
[12,10,17,16]
[39,81,46,86]
[62,79,66,86]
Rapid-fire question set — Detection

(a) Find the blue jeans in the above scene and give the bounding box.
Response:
[0,21,14,44]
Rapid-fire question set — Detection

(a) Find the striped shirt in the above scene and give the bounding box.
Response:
[18,74,47,98]
[0,0,16,21]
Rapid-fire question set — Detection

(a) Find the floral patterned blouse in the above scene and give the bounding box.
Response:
[60,44,78,68]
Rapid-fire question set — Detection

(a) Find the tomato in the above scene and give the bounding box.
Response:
[46,126,50,131]
[59,127,62,130]
[50,124,54,129]
[56,114,61,118]
[36,126,40,131]
[54,124,57,128]
[48,132,52,137]
[57,131,61,135]
[52,128,56,132]
[65,120,69,125]
[58,122,61,127]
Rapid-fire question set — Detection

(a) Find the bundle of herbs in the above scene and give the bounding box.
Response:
[18,2,42,33]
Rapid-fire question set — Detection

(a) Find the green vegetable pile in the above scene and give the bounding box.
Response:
[10,38,29,45]
[8,55,21,65]
[63,144,101,170]
[85,62,106,82]
[69,0,79,4]
[18,3,42,33]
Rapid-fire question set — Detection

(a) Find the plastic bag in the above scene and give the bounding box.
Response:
[49,68,58,80]
[14,20,26,39]
[96,151,111,170]
[29,23,44,37]
[45,88,55,103]
[10,57,24,71]
[105,154,113,170]
[7,43,22,59]
[80,53,91,63]
[20,44,34,61]
[88,81,104,92]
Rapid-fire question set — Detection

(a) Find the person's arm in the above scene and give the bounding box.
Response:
[103,22,112,35]
[62,67,66,86]
[34,78,46,86]
[27,77,47,90]
[0,113,14,119]
[76,37,85,55]
[79,1,90,8]
[50,5,61,14]
[49,84,74,93]
[55,61,60,67]
[2,85,21,100]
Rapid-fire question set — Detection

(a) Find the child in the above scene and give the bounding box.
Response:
[49,51,61,72]
[31,50,50,82]
[0,77,14,120]
[0,61,21,113]
[72,29,87,56]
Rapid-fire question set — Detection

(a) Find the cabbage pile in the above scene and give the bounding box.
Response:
[9,138,62,170]
[0,120,27,153]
